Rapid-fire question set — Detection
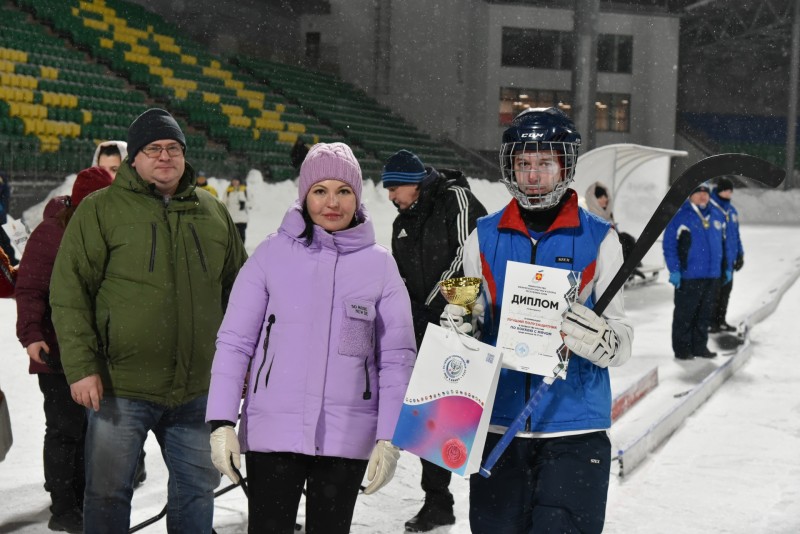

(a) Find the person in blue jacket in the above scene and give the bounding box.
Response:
[708,177,743,332]
[663,183,725,359]
[455,108,633,534]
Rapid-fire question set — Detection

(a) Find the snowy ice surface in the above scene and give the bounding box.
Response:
[2,174,799,533]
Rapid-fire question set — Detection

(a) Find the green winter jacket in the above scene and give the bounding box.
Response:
[50,160,248,407]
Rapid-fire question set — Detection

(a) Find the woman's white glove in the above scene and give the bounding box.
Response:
[561,303,619,368]
[210,426,241,484]
[439,302,484,336]
[363,440,400,495]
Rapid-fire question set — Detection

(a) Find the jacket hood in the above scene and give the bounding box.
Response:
[584,181,613,222]
[113,160,197,199]
[92,140,128,166]
[43,195,69,219]
[409,167,469,215]
[279,199,376,254]
[711,190,731,210]
[682,199,710,215]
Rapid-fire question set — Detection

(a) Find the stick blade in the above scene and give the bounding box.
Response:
[592,153,784,316]
[679,153,785,189]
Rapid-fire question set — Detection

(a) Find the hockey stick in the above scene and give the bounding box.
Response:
[129,474,303,532]
[478,153,785,478]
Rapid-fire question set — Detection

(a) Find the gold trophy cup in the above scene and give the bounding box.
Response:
[438,277,482,312]
[439,277,483,335]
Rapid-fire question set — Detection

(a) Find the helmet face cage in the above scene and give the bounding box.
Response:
[500,140,580,210]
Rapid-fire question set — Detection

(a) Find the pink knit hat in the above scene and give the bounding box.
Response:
[298,142,363,204]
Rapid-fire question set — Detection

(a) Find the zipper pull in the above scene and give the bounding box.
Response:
[264,314,275,349]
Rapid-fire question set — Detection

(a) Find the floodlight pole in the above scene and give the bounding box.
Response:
[785,0,800,189]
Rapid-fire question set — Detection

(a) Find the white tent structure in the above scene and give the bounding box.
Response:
[573,144,688,268]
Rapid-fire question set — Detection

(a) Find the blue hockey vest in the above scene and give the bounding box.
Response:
[477,193,614,432]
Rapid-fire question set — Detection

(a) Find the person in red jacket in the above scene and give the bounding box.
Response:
[15,167,113,534]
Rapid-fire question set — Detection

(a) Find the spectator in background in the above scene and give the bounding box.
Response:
[16,167,113,534]
[382,149,487,532]
[290,137,309,170]
[663,183,725,360]
[585,181,614,223]
[224,177,249,243]
[0,171,17,265]
[50,108,247,533]
[709,177,743,333]
[206,142,415,533]
[196,170,218,198]
[92,141,127,179]
[585,181,638,271]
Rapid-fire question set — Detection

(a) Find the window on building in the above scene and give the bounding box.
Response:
[501,27,574,70]
[499,88,630,133]
[499,88,572,126]
[597,34,633,74]
[595,93,631,132]
[305,32,321,63]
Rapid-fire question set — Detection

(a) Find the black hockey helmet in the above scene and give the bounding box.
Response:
[500,107,582,210]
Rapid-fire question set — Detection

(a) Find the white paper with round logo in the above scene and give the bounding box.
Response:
[392,323,502,477]
[496,261,580,377]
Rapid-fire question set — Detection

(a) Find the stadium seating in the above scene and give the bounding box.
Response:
[681,112,798,169]
[3,0,486,183]
[235,57,473,178]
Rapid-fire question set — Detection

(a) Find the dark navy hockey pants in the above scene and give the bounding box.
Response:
[470,430,611,534]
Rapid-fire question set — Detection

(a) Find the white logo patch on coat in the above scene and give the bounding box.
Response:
[345,301,376,321]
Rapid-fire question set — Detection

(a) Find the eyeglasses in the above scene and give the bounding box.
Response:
[140,143,184,159]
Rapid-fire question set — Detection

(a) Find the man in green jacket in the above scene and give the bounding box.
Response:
[51,108,247,534]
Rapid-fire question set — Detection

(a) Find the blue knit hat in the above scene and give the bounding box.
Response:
[381,149,427,187]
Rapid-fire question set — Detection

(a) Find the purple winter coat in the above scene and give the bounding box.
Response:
[206,201,416,460]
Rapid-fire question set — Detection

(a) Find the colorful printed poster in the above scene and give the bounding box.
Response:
[392,324,502,477]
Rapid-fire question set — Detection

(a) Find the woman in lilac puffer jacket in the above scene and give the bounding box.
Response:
[206,142,415,534]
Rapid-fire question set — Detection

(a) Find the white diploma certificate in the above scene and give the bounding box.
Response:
[496,261,580,377]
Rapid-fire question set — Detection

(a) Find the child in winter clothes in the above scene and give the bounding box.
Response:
[206,142,416,534]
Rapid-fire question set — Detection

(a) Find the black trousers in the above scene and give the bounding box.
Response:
[235,223,247,243]
[712,276,733,327]
[469,431,611,534]
[671,277,720,356]
[38,373,86,515]
[420,458,453,506]
[245,451,367,534]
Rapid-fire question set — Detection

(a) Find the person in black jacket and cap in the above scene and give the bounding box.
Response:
[709,177,744,332]
[382,149,487,532]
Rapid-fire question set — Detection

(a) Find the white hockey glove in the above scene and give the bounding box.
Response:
[439,302,484,336]
[561,303,619,368]
[363,440,400,495]
[210,426,241,484]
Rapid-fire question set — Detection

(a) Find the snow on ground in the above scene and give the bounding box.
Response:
[2,175,799,533]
